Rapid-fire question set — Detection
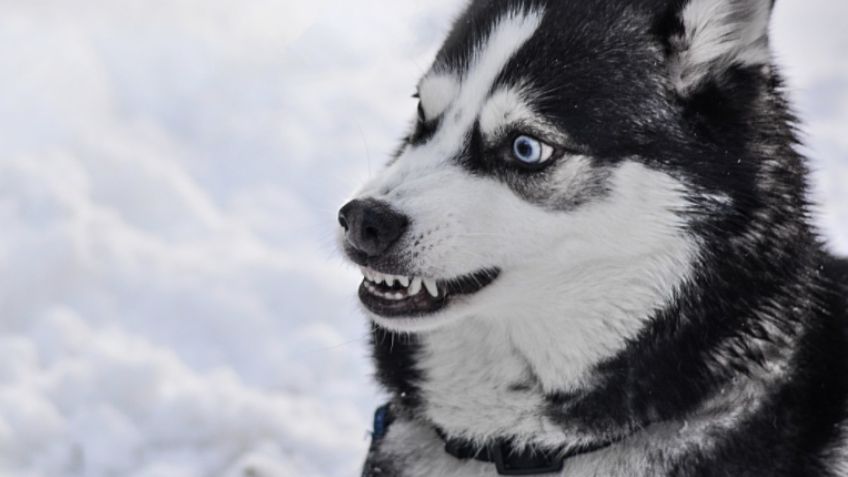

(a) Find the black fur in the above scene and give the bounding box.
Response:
[362,0,848,474]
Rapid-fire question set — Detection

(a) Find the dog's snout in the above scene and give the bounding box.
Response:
[338,199,409,258]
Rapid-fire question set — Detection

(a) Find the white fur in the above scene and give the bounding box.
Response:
[385,8,544,165]
[380,376,768,477]
[672,0,772,93]
[418,74,459,121]
[416,162,698,447]
[380,419,494,477]
[478,86,535,138]
[352,7,551,326]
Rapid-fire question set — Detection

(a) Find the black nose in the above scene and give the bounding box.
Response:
[338,199,409,258]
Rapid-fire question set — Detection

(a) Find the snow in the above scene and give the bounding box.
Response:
[772,0,848,254]
[0,0,844,476]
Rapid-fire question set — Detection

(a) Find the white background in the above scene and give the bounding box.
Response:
[0,1,845,476]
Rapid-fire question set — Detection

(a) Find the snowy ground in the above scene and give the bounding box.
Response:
[0,1,845,476]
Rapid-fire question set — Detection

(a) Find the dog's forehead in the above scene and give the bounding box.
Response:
[410,8,544,154]
[421,7,544,111]
[414,0,675,157]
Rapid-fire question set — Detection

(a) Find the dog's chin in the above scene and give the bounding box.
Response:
[357,268,501,333]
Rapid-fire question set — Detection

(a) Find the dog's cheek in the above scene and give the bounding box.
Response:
[399,183,520,276]
[443,189,574,270]
[375,162,592,276]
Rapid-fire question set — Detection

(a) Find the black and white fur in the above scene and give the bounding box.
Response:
[339,0,848,475]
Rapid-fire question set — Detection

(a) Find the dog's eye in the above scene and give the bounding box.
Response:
[512,135,553,166]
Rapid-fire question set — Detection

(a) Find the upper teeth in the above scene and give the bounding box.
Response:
[360,267,440,298]
[423,279,438,297]
[409,277,422,295]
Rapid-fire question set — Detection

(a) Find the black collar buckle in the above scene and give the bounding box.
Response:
[490,440,564,476]
[437,421,568,475]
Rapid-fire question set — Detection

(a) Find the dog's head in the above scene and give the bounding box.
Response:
[339,0,782,335]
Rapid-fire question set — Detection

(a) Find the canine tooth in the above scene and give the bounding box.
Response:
[398,276,410,287]
[409,278,422,295]
[424,279,439,297]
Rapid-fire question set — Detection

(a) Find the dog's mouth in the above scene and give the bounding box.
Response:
[358,267,500,318]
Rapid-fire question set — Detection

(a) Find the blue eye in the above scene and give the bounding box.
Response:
[512,135,553,166]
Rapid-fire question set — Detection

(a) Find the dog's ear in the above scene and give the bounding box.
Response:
[659,0,774,96]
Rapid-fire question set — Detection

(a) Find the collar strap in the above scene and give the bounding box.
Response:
[435,427,565,475]
[371,404,609,476]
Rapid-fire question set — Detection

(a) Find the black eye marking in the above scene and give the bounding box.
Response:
[417,101,426,123]
[407,89,443,145]
[409,102,438,145]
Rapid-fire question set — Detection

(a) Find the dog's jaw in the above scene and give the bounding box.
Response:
[358,267,502,333]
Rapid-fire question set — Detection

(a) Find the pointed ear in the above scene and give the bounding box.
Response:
[665,0,774,95]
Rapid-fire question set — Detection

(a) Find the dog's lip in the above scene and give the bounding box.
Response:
[357,267,501,318]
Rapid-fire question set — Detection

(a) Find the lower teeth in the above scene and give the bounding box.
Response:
[365,282,409,301]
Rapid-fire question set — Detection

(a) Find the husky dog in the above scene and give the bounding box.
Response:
[338,0,848,475]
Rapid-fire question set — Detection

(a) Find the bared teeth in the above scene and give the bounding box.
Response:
[360,267,441,299]
[423,279,439,297]
[409,278,422,295]
[364,281,378,294]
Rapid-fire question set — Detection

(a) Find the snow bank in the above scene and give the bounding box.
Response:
[0,308,361,476]
[0,0,843,476]
[0,0,460,474]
